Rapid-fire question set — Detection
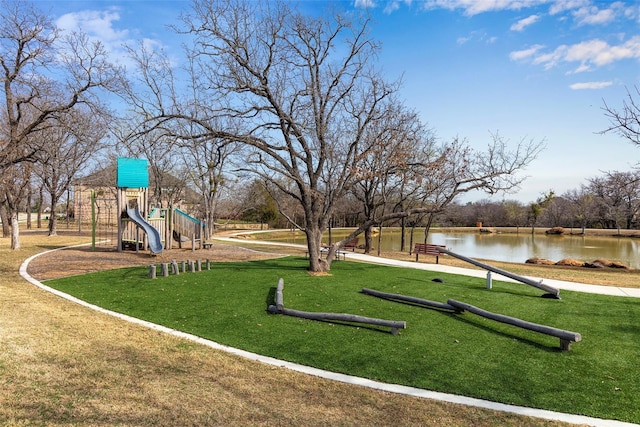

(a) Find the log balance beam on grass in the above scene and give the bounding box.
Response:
[362,288,581,351]
[268,279,406,335]
[447,299,582,351]
[438,248,561,298]
[361,288,459,312]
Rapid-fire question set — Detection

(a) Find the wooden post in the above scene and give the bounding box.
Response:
[149,264,156,279]
[196,260,201,271]
[161,263,169,277]
[171,260,179,275]
[206,259,211,270]
[189,260,195,272]
[181,261,186,273]
[275,278,284,311]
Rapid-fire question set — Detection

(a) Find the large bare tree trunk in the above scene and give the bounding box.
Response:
[305,226,328,272]
[37,185,43,229]
[10,211,20,249]
[400,217,406,252]
[26,186,32,230]
[48,194,59,236]
[364,225,373,254]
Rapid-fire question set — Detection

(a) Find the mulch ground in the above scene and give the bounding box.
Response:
[27,242,280,281]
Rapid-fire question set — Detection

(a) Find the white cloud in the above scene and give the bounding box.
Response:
[509,44,545,61]
[423,0,551,16]
[382,0,413,14]
[623,4,640,23]
[569,81,613,90]
[457,30,498,45]
[573,2,624,26]
[354,0,377,8]
[511,36,640,72]
[549,0,589,15]
[510,14,541,31]
[56,9,129,42]
[54,8,170,69]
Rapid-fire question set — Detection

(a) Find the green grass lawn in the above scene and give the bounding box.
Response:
[46,256,640,423]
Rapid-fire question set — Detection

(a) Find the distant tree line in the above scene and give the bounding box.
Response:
[240,168,640,235]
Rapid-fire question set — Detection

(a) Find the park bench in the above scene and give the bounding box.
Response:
[306,237,358,260]
[343,237,358,251]
[413,243,446,263]
[320,246,347,260]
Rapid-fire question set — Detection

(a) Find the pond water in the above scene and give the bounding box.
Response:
[426,232,640,268]
[265,229,640,268]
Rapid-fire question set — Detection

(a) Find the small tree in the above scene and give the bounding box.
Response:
[528,191,555,233]
[34,109,107,236]
[350,103,434,253]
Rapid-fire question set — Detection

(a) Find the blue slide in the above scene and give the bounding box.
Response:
[127,206,163,254]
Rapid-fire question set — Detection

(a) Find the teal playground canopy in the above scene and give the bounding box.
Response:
[117,158,149,188]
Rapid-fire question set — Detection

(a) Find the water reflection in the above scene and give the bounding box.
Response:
[267,229,640,268]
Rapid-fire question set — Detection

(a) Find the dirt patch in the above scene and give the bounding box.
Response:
[28,243,281,281]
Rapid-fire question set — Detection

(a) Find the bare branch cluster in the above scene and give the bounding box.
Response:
[0,0,125,247]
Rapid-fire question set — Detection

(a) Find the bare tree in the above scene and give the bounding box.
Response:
[334,133,544,250]
[0,0,125,248]
[350,103,434,253]
[0,200,8,237]
[587,171,640,232]
[34,108,107,236]
[0,161,31,248]
[563,187,595,233]
[179,137,240,236]
[603,85,640,145]
[127,0,398,272]
[126,0,543,271]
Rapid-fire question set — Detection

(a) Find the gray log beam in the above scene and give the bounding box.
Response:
[269,279,405,334]
[438,248,560,297]
[361,288,459,312]
[447,299,581,351]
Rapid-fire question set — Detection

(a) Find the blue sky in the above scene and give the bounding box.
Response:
[36,0,640,203]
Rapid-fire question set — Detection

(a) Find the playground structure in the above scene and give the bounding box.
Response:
[94,158,209,255]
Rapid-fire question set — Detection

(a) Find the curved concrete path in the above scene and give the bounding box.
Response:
[19,242,639,427]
